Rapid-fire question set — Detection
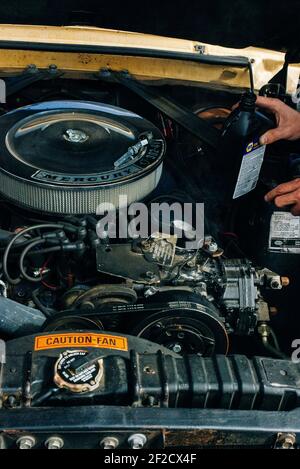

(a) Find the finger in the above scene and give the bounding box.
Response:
[260,127,289,145]
[273,193,298,208]
[291,203,300,216]
[265,179,300,202]
[255,96,282,112]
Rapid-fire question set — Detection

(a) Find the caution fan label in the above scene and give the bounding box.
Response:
[34,333,128,352]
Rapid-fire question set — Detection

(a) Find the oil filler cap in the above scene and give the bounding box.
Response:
[54,350,104,393]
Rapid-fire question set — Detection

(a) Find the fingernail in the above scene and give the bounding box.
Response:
[260,136,266,145]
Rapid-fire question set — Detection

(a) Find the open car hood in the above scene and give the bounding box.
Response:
[0,24,299,94]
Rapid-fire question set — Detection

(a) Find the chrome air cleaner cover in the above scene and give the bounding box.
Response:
[0,101,165,214]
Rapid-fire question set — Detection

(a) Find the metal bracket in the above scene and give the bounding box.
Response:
[5,64,63,97]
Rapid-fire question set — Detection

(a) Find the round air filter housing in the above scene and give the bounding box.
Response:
[0,101,165,214]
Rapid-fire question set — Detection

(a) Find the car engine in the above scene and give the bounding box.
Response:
[0,77,299,448]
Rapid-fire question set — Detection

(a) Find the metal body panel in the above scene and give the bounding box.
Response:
[1,406,300,448]
[0,25,297,92]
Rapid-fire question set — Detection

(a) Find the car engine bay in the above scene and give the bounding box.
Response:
[0,74,299,448]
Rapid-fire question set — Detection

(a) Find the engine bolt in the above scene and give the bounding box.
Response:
[172,344,182,353]
[276,432,296,449]
[7,395,17,408]
[208,242,218,253]
[270,280,281,289]
[48,64,58,73]
[128,433,147,449]
[17,435,36,449]
[17,289,26,298]
[101,437,119,449]
[45,436,64,449]
[145,271,155,280]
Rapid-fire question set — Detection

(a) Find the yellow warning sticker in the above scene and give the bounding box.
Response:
[34,333,128,352]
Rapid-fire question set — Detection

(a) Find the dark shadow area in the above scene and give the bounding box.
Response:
[0,0,298,50]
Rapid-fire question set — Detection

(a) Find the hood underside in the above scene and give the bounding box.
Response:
[0,0,298,51]
[0,24,299,94]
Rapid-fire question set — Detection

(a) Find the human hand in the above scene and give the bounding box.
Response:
[265,178,300,215]
[256,96,300,145]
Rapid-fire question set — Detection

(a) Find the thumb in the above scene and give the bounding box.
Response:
[260,128,285,145]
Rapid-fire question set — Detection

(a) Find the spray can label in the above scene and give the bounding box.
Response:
[233,137,266,199]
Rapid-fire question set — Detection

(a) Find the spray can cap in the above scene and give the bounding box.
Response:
[239,92,257,112]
